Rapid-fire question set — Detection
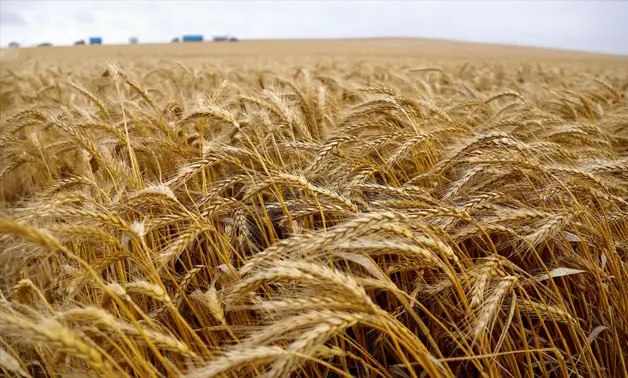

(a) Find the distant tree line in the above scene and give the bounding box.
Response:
[7,34,239,48]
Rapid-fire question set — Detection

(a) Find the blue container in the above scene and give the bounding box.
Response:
[89,37,102,45]
[182,35,204,42]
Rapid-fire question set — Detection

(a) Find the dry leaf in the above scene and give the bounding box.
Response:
[587,325,608,344]
[536,267,587,282]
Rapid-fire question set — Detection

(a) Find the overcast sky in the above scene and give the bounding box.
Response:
[1,0,627,55]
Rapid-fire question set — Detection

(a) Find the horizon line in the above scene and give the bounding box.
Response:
[4,35,627,58]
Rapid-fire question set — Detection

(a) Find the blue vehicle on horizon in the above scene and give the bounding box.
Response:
[182,35,204,42]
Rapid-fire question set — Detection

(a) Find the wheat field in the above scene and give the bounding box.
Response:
[1,40,627,378]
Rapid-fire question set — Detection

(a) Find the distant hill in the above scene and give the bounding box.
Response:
[2,38,626,68]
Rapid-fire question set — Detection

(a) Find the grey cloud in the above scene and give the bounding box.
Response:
[0,10,27,26]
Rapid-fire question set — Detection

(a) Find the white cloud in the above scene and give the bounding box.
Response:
[1,0,626,55]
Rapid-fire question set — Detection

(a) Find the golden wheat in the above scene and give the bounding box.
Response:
[1,46,627,377]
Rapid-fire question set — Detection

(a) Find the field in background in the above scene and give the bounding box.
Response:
[1,39,627,377]
[3,38,628,64]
